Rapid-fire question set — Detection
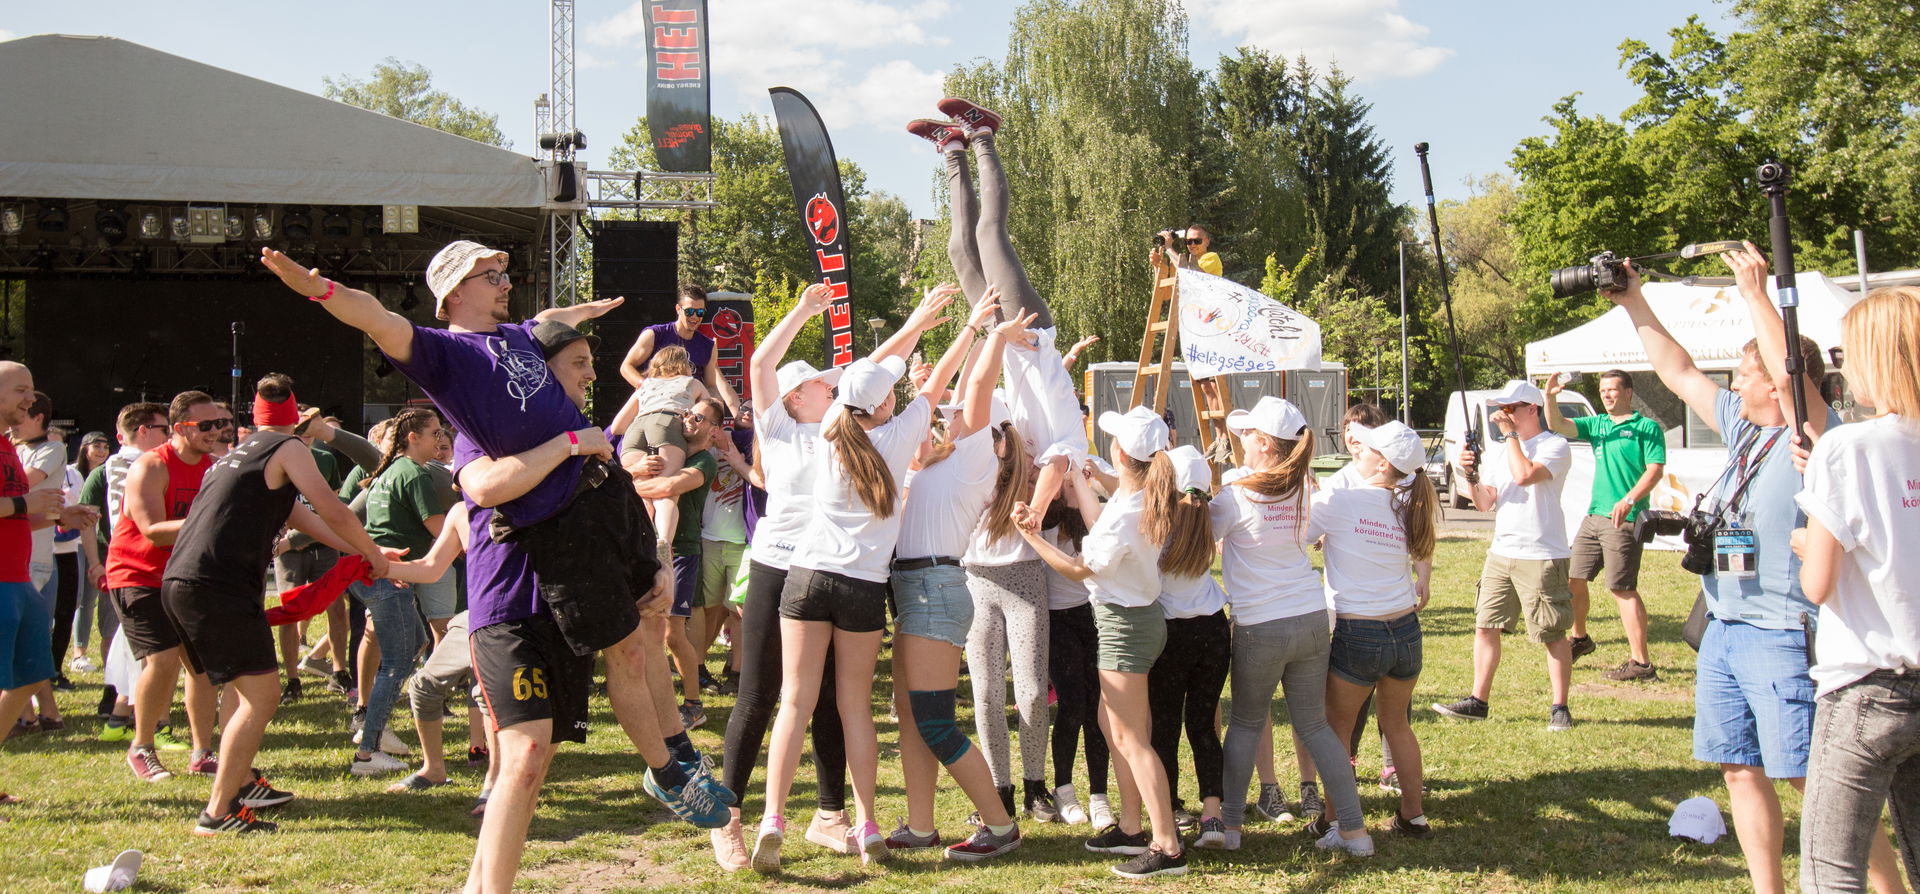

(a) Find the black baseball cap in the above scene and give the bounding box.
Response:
[530,320,600,359]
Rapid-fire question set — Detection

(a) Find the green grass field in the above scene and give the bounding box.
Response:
[0,535,1786,892]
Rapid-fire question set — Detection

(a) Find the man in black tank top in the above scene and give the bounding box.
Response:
[161,415,396,836]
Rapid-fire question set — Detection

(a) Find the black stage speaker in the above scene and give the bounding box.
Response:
[587,219,679,427]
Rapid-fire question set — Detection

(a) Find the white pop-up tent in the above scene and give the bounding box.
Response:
[1524,271,1857,547]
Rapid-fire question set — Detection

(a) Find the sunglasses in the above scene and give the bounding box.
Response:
[682,307,706,319]
[684,413,707,424]
[136,422,167,433]
[182,418,235,432]
[460,268,511,287]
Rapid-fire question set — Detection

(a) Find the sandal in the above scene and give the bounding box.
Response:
[387,772,450,793]
[470,793,490,817]
[36,715,64,732]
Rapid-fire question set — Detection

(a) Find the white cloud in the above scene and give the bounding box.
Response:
[588,0,952,133]
[1186,0,1452,81]
[0,29,16,42]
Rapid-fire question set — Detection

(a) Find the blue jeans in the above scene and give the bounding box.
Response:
[1329,613,1424,686]
[1693,618,1813,777]
[353,578,423,750]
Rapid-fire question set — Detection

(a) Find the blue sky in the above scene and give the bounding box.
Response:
[3,1,1737,219]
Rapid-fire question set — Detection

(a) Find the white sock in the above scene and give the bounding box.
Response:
[986,821,1015,836]
[1404,813,1429,826]
[1054,782,1079,804]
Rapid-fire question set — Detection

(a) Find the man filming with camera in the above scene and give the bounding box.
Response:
[1602,252,1900,894]
[1154,225,1222,277]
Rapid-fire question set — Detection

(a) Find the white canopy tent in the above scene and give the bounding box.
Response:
[0,34,545,209]
[1524,272,1857,547]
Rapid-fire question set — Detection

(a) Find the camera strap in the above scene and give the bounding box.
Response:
[1699,427,1785,525]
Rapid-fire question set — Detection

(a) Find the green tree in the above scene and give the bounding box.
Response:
[1195,48,1310,287]
[322,59,509,147]
[1437,175,1547,380]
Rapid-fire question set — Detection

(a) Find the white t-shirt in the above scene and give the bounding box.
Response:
[22,440,64,563]
[634,374,700,415]
[54,464,84,555]
[1208,480,1323,625]
[1159,571,1227,619]
[897,424,995,559]
[1322,462,1363,491]
[1483,429,1572,560]
[1000,326,1089,466]
[749,401,826,571]
[1307,484,1418,617]
[1081,489,1162,608]
[1794,415,1920,697]
[1043,527,1091,610]
[791,397,934,582]
[699,445,749,544]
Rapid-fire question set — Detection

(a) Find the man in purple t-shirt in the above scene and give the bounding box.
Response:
[617,283,743,418]
[261,242,730,893]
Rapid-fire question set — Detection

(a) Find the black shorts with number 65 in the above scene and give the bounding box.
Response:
[470,614,593,745]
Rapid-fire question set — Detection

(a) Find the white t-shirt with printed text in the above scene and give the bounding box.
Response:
[1308,483,1418,617]
[1208,480,1323,625]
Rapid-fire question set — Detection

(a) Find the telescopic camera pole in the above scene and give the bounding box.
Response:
[1415,142,1478,485]
[230,321,245,422]
[1756,160,1810,438]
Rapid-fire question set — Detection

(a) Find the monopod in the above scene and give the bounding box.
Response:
[1414,142,1478,485]
[1757,160,1811,438]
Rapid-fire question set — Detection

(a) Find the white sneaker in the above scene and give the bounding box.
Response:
[69,655,96,673]
[1088,793,1115,831]
[1055,783,1089,825]
[1314,825,1376,857]
[350,750,408,776]
[352,727,412,756]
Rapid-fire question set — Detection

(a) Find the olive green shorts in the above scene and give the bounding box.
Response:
[1475,554,1572,644]
[1092,601,1167,674]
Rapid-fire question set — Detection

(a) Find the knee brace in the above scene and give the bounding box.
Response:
[910,689,971,766]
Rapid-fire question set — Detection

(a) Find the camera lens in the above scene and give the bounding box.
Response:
[1549,264,1597,299]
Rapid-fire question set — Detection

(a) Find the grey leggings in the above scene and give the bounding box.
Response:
[1220,610,1365,831]
[1800,670,1920,893]
[944,132,1053,330]
[965,560,1051,787]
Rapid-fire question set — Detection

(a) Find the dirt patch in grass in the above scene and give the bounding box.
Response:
[1573,681,1691,703]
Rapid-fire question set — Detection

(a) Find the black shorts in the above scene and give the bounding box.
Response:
[778,567,889,633]
[110,586,179,660]
[471,614,593,745]
[159,580,278,686]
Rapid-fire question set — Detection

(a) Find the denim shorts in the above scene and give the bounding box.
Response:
[1328,612,1423,686]
[1694,617,1814,778]
[889,563,973,648]
[0,580,54,690]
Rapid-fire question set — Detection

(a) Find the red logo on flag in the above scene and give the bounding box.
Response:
[805,193,840,246]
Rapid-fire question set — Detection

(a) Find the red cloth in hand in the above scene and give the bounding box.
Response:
[266,554,373,626]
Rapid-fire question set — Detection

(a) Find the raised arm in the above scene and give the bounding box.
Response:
[922,292,1002,420]
[872,283,961,363]
[534,296,627,330]
[1012,501,1095,581]
[261,248,416,364]
[305,413,383,472]
[750,282,834,410]
[1722,242,1830,439]
[702,363,742,419]
[1607,266,1723,433]
[1541,376,1579,439]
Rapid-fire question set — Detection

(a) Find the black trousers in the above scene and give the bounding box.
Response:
[50,552,79,670]
[720,561,847,811]
[1149,609,1230,807]
[1049,603,1109,793]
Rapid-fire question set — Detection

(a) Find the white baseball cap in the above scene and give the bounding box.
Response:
[1097,406,1169,459]
[773,360,844,400]
[1668,796,1727,844]
[1484,379,1546,408]
[1348,420,1427,476]
[1166,444,1211,495]
[837,355,907,414]
[426,240,509,319]
[1225,396,1309,440]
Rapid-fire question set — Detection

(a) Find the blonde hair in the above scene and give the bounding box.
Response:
[647,345,695,379]
[1841,287,1920,418]
[1393,470,1439,562]
[1140,452,1214,578]
[980,423,1033,545]
[824,408,897,518]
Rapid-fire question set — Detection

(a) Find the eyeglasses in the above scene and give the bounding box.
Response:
[682,307,706,319]
[459,268,511,287]
[182,418,234,432]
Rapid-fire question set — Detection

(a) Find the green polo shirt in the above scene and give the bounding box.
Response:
[1572,412,1667,521]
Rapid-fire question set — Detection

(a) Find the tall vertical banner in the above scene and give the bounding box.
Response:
[644,0,711,172]
[768,87,855,368]
[698,295,757,401]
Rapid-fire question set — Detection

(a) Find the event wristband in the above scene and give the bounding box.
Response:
[311,279,335,302]
[7,496,22,517]
[567,431,580,456]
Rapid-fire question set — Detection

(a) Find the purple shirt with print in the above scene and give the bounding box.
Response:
[388,322,588,629]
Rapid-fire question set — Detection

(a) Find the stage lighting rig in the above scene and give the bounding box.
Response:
[282,206,312,241]
[138,210,163,240]
[1,203,23,236]
[251,210,274,240]
[321,207,351,238]
[36,200,68,233]
[95,205,129,245]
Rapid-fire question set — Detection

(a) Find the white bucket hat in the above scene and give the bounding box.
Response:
[1225,396,1309,440]
[1348,420,1427,476]
[774,360,844,400]
[837,355,907,414]
[426,240,509,320]
[1097,405,1169,459]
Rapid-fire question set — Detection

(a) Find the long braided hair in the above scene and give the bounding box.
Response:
[361,408,439,489]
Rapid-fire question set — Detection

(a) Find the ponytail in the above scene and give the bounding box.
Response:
[1232,429,1316,501]
[1142,452,1215,578]
[824,408,897,518]
[363,408,436,489]
[980,422,1032,544]
[1394,470,1439,562]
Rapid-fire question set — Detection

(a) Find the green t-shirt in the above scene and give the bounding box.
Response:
[675,451,718,554]
[364,456,448,560]
[338,464,367,502]
[312,446,342,493]
[80,463,110,545]
[1572,412,1667,521]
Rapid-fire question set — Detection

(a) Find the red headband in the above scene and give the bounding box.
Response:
[254,393,300,427]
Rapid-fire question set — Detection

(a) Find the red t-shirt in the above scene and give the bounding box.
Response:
[0,438,31,583]
[105,443,211,590]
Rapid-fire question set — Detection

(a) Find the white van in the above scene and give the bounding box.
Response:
[1439,387,1595,508]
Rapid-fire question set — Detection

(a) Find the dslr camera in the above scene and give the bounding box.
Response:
[1153,228,1186,252]
[1679,509,1720,576]
[1550,250,1639,299]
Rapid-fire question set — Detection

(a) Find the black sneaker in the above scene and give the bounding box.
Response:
[1298,783,1323,820]
[1303,816,1334,839]
[51,674,76,692]
[1569,635,1596,660]
[1603,660,1658,682]
[194,805,277,836]
[1431,696,1489,721]
[698,665,721,694]
[1393,813,1434,839]
[1172,807,1198,834]
[1111,846,1188,879]
[1026,785,1059,823]
[236,777,297,809]
[1548,704,1575,732]
[1085,824,1150,855]
[279,677,302,705]
[326,670,353,696]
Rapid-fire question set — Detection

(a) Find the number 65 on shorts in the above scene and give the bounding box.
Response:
[471,615,595,745]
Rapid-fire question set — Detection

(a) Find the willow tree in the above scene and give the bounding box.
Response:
[944,0,1200,362]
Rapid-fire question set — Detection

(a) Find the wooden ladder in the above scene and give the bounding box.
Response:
[1129,255,1242,472]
